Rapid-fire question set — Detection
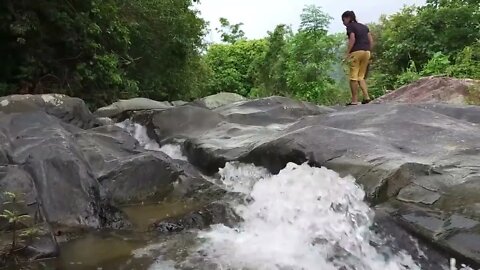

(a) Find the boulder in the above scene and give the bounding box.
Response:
[74,124,216,204]
[0,129,9,166]
[0,166,37,230]
[0,166,59,263]
[97,151,207,204]
[0,99,218,231]
[94,97,173,119]
[374,76,480,104]
[191,92,246,109]
[171,100,188,106]
[133,105,226,144]
[73,125,142,180]
[0,111,127,229]
[0,94,100,129]
[137,97,480,264]
[136,97,334,174]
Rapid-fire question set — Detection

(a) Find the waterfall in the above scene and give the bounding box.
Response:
[118,121,476,270]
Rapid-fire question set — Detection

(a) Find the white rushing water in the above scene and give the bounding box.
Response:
[116,120,187,160]
[194,162,420,270]
[119,121,476,270]
[218,162,271,194]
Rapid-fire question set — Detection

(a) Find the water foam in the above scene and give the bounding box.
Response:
[195,162,420,270]
[117,121,476,270]
[116,120,187,160]
[218,162,271,194]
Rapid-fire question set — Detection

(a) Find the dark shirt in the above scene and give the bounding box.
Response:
[346,22,371,52]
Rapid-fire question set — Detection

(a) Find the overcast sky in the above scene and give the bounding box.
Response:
[195,0,426,42]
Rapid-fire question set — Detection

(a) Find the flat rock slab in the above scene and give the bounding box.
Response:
[94,97,174,119]
[190,92,246,109]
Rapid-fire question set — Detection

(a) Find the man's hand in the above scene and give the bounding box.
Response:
[343,53,351,62]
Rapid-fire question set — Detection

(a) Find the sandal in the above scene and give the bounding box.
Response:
[362,99,371,104]
[346,102,359,106]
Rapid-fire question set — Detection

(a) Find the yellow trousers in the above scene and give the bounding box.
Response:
[349,50,371,81]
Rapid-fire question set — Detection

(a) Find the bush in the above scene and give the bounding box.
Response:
[394,60,420,88]
[421,52,451,76]
[448,44,480,79]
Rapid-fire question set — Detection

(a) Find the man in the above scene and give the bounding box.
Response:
[342,11,374,105]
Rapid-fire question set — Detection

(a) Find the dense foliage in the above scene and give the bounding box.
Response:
[203,0,480,104]
[0,0,478,107]
[0,0,206,107]
[203,5,348,104]
[368,0,480,97]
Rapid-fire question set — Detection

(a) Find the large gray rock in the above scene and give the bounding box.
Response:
[137,98,480,264]
[0,116,9,165]
[0,111,127,229]
[97,151,207,204]
[136,97,334,174]
[374,76,479,105]
[94,97,173,118]
[0,94,100,129]
[0,167,59,261]
[0,103,222,268]
[191,92,246,109]
[74,124,217,204]
[0,166,37,231]
[133,105,226,145]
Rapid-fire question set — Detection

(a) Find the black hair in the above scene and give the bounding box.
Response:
[342,11,357,23]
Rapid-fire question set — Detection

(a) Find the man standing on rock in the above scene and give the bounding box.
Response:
[342,11,374,105]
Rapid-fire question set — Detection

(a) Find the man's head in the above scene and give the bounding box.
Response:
[342,11,357,26]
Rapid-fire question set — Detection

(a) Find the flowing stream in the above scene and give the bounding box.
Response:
[152,162,421,270]
[50,121,476,270]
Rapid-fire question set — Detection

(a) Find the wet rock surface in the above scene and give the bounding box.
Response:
[0,94,216,265]
[372,209,452,270]
[136,96,480,265]
[151,201,241,233]
[2,92,480,267]
[1,112,127,229]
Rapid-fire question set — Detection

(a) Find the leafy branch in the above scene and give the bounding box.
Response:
[1,191,39,259]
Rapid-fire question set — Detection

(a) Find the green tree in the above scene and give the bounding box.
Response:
[256,24,292,97]
[122,0,208,102]
[204,39,268,97]
[202,5,345,105]
[371,0,480,89]
[215,17,246,44]
[447,42,480,79]
[0,0,208,108]
[284,5,342,104]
